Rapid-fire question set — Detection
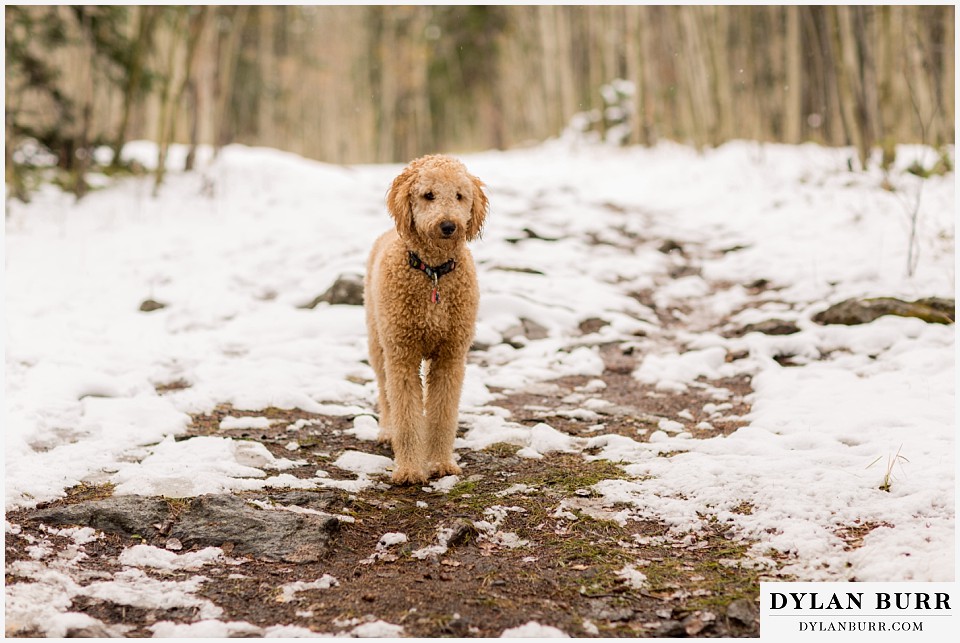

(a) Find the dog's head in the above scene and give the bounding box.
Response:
[387,154,488,246]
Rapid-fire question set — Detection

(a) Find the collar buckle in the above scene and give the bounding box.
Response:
[408,251,454,304]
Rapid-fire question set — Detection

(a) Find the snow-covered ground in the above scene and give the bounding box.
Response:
[5,138,955,634]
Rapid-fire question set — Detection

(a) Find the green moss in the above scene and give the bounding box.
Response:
[446,478,482,500]
[556,532,631,567]
[482,442,522,456]
[517,456,628,494]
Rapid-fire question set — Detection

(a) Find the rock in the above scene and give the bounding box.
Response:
[521,227,560,242]
[726,598,758,626]
[65,621,119,638]
[443,614,472,636]
[813,297,954,325]
[658,239,684,254]
[30,493,341,563]
[504,227,561,244]
[721,244,750,254]
[30,497,173,539]
[578,317,609,335]
[745,278,771,291]
[503,318,549,346]
[446,519,479,547]
[169,495,339,563]
[734,318,800,337]
[668,264,700,279]
[682,612,715,636]
[914,297,955,320]
[492,266,546,275]
[590,602,634,622]
[654,620,688,637]
[265,490,341,512]
[139,299,167,312]
[302,272,364,308]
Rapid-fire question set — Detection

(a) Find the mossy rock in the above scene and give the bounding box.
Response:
[733,318,800,337]
[813,297,954,326]
[139,299,167,312]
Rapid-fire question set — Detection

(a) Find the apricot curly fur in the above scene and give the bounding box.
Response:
[364,155,489,485]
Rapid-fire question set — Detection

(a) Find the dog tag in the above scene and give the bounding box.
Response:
[431,273,440,304]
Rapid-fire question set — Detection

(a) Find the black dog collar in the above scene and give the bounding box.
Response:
[408,251,456,304]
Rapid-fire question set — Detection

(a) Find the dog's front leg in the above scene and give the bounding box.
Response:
[384,351,429,485]
[424,350,466,478]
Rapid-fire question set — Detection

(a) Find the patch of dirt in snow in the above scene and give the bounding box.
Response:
[495,344,753,443]
[8,437,767,637]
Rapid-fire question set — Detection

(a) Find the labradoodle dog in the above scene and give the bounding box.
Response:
[364,155,489,485]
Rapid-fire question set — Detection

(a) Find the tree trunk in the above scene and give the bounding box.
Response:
[74,9,95,199]
[704,6,734,144]
[257,7,276,145]
[678,7,712,147]
[853,8,880,159]
[942,8,955,145]
[830,6,865,166]
[784,5,803,143]
[154,10,186,195]
[623,5,643,145]
[213,5,250,157]
[155,7,208,189]
[111,6,160,167]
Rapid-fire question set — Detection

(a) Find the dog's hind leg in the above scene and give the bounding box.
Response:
[424,349,466,478]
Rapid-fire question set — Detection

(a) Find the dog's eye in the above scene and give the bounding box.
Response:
[424,192,434,201]
[456,193,463,201]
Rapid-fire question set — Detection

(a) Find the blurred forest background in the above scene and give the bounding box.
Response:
[5,5,955,200]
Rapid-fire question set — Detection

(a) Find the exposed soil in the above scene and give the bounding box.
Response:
[7,448,763,638]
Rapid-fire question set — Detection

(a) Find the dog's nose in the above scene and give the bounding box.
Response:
[439,221,457,237]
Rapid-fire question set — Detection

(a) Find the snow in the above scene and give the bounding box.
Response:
[501,621,570,637]
[377,532,408,548]
[347,414,380,441]
[348,620,405,637]
[333,450,393,476]
[110,435,301,497]
[220,415,272,430]
[634,346,730,392]
[153,619,329,637]
[5,135,955,636]
[7,553,222,637]
[151,619,264,638]
[277,575,340,603]
[118,544,225,571]
[616,564,648,590]
[83,568,221,617]
[428,474,461,493]
[42,525,101,546]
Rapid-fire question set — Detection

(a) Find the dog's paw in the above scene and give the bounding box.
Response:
[376,429,394,446]
[391,466,428,486]
[430,461,462,478]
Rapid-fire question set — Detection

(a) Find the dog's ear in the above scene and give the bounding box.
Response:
[387,165,416,237]
[466,174,489,241]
